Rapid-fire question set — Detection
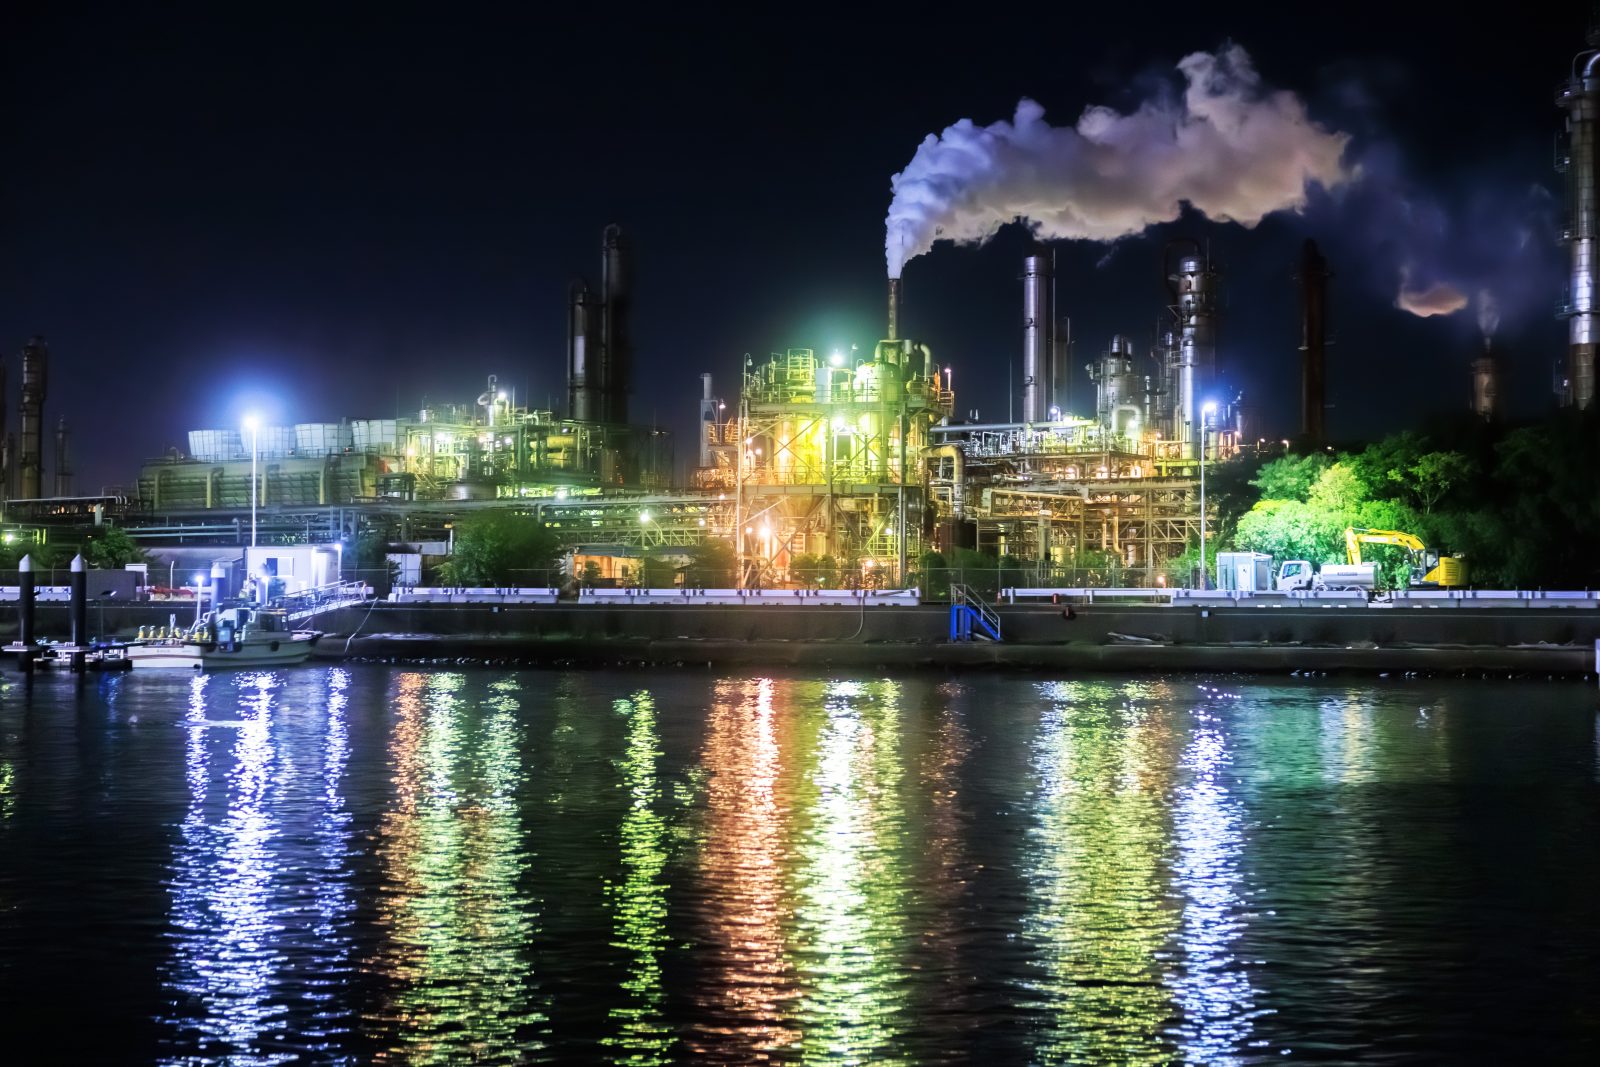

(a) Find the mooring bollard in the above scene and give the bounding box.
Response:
[17,553,36,651]
[70,554,88,651]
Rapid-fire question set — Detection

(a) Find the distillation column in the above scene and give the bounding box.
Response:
[54,417,72,497]
[1560,38,1600,408]
[1298,239,1330,443]
[18,336,47,499]
[567,280,599,421]
[599,224,632,425]
[1022,252,1054,423]
[1172,254,1218,459]
[0,351,7,501]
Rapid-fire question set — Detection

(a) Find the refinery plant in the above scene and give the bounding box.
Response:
[5,19,1600,590]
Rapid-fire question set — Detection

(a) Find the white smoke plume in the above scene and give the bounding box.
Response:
[1476,288,1500,339]
[1395,264,1468,318]
[884,45,1353,278]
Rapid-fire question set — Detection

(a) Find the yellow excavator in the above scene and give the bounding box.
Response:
[1345,527,1467,588]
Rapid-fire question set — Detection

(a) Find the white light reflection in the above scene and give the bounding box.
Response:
[162,671,291,1063]
[1168,714,1259,1062]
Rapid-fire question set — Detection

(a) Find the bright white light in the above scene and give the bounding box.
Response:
[497,390,507,401]
[242,413,260,432]
[758,524,770,538]
[1202,401,1218,415]
[830,350,845,367]
[831,416,846,431]
[697,518,706,527]
[640,511,651,524]
[555,487,568,500]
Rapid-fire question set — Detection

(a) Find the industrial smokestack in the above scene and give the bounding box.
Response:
[1022,253,1054,423]
[1472,340,1501,420]
[887,277,901,341]
[1298,238,1330,444]
[1167,247,1218,460]
[54,416,71,497]
[18,335,47,500]
[1559,31,1600,409]
[567,280,598,421]
[0,351,7,502]
[699,373,717,469]
[599,224,632,425]
[883,45,1352,279]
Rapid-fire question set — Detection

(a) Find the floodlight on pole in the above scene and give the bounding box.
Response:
[1198,401,1218,590]
[242,414,261,547]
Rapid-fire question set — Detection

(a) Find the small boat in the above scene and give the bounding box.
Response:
[123,606,322,670]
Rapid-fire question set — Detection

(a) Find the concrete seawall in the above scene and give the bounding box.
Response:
[6,601,1598,676]
[311,602,1600,648]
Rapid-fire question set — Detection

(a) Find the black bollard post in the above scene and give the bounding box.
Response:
[70,554,88,651]
[17,553,36,650]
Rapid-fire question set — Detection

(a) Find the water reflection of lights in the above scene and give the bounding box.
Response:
[1169,715,1259,1062]
[688,677,799,1060]
[163,671,291,1062]
[792,679,909,1063]
[604,690,674,1065]
[1022,680,1179,1065]
[369,672,545,1063]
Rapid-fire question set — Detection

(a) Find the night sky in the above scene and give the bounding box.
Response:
[2,5,1584,491]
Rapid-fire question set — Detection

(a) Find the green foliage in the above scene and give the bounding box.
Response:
[790,553,839,588]
[638,553,680,588]
[918,550,950,599]
[1220,414,1600,589]
[82,526,148,569]
[685,539,735,587]
[436,511,561,586]
[579,560,603,587]
[1250,452,1332,501]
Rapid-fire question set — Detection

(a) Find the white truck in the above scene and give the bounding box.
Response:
[1276,560,1378,592]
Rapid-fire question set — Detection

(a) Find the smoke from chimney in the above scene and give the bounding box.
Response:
[883,45,1352,278]
[1476,288,1500,343]
[1394,264,1468,317]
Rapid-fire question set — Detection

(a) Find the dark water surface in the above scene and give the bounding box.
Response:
[0,667,1596,1064]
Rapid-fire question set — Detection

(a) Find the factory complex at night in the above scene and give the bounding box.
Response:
[1,24,1597,594]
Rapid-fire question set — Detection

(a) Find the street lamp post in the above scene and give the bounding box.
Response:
[243,414,260,547]
[1198,401,1217,590]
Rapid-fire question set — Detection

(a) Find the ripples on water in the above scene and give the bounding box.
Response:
[0,667,1596,1063]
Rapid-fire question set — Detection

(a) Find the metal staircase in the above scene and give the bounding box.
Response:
[948,583,1002,642]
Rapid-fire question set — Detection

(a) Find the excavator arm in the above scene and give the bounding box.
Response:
[1344,527,1466,588]
[1345,527,1427,566]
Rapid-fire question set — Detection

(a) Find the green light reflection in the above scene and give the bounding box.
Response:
[603,689,675,1065]
[1022,680,1181,1065]
[367,672,545,1064]
[791,678,911,1066]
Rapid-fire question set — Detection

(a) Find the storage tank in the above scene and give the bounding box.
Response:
[351,419,399,451]
[294,422,350,456]
[187,429,243,462]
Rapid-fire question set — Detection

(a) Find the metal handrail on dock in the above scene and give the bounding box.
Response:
[949,583,1003,641]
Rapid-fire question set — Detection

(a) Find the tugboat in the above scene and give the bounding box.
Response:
[123,605,322,670]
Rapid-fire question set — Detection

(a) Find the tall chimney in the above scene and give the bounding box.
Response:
[1169,249,1219,460]
[599,224,632,425]
[18,335,47,500]
[887,277,901,341]
[1298,239,1330,444]
[698,373,717,469]
[1022,252,1054,423]
[0,351,7,501]
[1472,340,1501,420]
[567,280,598,421]
[54,416,72,497]
[1558,29,1600,408]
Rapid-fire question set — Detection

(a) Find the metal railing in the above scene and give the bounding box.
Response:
[273,580,374,621]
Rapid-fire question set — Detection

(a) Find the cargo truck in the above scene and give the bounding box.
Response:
[1275,560,1379,592]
